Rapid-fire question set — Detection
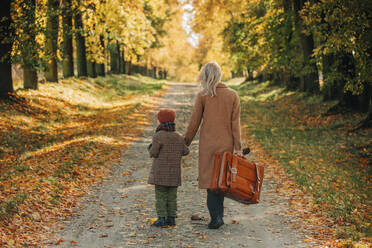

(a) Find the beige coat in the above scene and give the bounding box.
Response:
[148,130,190,186]
[185,83,241,189]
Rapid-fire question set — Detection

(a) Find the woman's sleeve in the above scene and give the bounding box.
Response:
[184,93,203,146]
[232,93,242,151]
[149,135,161,158]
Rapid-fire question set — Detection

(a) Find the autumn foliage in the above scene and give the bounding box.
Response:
[0,75,166,246]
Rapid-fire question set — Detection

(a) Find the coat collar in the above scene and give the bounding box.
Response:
[216,83,227,88]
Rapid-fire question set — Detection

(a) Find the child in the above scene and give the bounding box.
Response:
[148,109,189,227]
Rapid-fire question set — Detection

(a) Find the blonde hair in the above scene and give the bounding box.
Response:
[198,61,222,97]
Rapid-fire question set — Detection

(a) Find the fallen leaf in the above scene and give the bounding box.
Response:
[55,239,65,245]
[122,171,131,176]
[149,218,157,225]
[190,215,202,220]
[32,212,41,221]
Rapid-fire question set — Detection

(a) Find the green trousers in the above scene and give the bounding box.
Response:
[155,185,178,217]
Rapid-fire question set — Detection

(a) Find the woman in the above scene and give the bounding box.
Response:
[185,61,242,229]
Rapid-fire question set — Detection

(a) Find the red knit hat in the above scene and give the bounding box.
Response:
[157,109,176,123]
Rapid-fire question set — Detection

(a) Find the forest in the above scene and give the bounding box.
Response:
[0,0,371,247]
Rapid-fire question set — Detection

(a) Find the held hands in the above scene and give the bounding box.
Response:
[235,150,243,157]
[236,148,251,157]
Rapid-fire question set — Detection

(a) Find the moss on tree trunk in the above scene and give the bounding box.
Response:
[109,41,119,74]
[22,0,38,89]
[62,0,74,78]
[23,67,38,89]
[292,0,319,94]
[45,0,59,82]
[74,6,87,77]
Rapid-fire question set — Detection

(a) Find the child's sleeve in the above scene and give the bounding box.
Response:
[149,136,161,158]
[182,143,190,156]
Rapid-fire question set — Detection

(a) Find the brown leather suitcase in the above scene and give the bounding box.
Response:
[210,151,264,204]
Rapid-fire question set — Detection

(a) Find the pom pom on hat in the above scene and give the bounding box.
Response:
[157,109,176,123]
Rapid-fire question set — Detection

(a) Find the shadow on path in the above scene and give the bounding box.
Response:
[49,82,310,248]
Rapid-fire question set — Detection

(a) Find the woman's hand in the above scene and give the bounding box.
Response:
[236,150,243,157]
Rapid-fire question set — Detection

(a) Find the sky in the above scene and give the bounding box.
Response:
[181,2,199,47]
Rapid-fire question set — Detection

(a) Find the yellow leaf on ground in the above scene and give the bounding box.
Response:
[149,218,157,225]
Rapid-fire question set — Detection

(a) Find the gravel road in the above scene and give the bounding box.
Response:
[49,82,311,248]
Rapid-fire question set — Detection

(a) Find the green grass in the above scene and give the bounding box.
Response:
[0,74,164,161]
[0,193,27,220]
[232,80,371,241]
[91,74,163,101]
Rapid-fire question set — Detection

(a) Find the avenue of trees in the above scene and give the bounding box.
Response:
[1,0,371,127]
[192,0,372,128]
[0,0,187,99]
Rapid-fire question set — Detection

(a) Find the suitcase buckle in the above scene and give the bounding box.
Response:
[231,168,237,175]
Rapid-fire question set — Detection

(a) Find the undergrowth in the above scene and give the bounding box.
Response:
[0,74,164,233]
[231,80,371,242]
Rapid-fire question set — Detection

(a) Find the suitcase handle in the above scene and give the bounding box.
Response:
[226,160,231,188]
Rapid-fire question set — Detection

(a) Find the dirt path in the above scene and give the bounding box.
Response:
[49,82,311,248]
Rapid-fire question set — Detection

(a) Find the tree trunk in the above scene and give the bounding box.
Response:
[22,0,38,89]
[292,0,319,94]
[322,53,335,100]
[124,61,130,74]
[62,0,74,78]
[45,0,59,82]
[350,89,372,131]
[282,0,297,88]
[158,68,164,79]
[109,41,119,73]
[246,66,253,81]
[96,63,104,76]
[87,60,97,78]
[23,68,38,89]
[74,5,87,77]
[116,41,122,74]
[324,52,358,116]
[127,61,132,75]
[120,49,125,74]
[96,35,105,76]
[0,0,13,99]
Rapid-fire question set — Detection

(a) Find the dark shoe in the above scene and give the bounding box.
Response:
[208,217,224,229]
[166,216,176,226]
[152,217,166,227]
